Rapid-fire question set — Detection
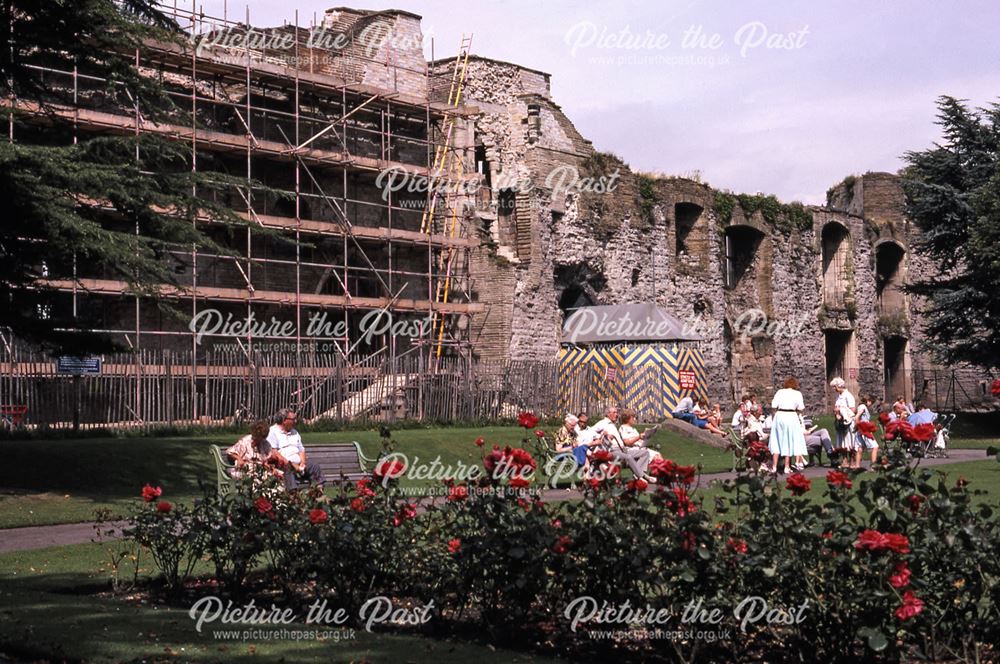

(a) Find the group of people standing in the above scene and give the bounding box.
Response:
[830,377,879,469]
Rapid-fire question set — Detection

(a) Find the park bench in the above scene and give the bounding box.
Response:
[210,442,378,496]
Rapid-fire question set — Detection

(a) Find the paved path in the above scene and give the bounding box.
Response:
[0,449,989,553]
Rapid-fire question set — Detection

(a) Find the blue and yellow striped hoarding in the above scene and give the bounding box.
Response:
[558,344,706,420]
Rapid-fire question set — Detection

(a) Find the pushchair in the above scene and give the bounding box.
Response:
[884,417,950,458]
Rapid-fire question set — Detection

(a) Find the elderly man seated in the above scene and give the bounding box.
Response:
[802,416,835,466]
[268,408,326,490]
[591,405,658,483]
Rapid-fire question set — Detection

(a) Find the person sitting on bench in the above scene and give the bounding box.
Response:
[268,408,326,490]
[803,416,834,465]
[619,408,662,462]
[226,420,287,480]
[593,406,657,483]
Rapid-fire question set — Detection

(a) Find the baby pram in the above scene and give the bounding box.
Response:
[884,415,952,458]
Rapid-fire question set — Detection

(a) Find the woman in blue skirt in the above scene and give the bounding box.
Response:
[768,377,808,474]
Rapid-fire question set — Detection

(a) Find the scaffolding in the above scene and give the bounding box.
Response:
[5,1,482,422]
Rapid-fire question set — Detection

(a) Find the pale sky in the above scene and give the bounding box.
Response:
[190,0,1000,204]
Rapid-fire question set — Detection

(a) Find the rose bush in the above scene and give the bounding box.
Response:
[123,442,1000,662]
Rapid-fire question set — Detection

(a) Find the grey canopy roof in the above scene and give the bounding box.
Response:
[561,303,701,345]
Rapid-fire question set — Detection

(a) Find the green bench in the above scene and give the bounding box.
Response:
[210,442,378,496]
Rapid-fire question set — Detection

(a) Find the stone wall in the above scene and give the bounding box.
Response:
[447,52,961,412]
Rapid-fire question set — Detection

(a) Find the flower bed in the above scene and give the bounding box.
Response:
[121,425,1000,663]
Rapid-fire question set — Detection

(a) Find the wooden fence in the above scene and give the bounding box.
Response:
[0,346,574,430]
[1,345,993,432]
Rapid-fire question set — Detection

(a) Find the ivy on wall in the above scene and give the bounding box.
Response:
[712,191,813,234]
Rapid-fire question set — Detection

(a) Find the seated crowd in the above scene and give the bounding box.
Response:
[551,406,663,484]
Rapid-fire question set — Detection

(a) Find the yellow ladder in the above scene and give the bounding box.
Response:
[419,35,472,235]
[423,36,473,361]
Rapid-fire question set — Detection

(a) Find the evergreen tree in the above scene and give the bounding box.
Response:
[1,0,258,353]
[901,96,1000,371]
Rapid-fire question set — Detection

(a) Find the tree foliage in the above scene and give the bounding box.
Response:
[901,96,1000,370]
[1,0,260,354]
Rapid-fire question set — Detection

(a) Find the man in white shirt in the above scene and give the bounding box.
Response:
[672,396,696,424]
[591,406,655,482]
[267,408,325,490]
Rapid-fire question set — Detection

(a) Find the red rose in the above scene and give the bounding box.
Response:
[625,478,648,492]
[906,494,925,513]
[879,411,891,425]
[991,378,1000,397]
[350,497,366,512]
[485,446,537,479]
[308,508,328,525]
[747,441,770,463]
[895,590,924,621]
[355,478,376,498]
[855,529,889,551]
[551,518,562,529]
[374,458,407,480]
[517,497,533,512]
[509,476,531,489]
[826,470,853,489]
[447,538,461,554]
[604,463,620,478]
[142,484,162,503]
[674,465,696,485]
[447,484,469,502]
[587,477,602,491]
[483,446,505,474]
[474,436,485,447]
[156,500,172,514]
[889,562,911,589]
[535,429,546,438]
[669,487,695,517]
[517,412,540,429]
[883,533,911,554]
[727,537,748,555]
[392,503,417,526]
[552,535,572,554]
[648,458,695,485]
[785,472,812,496]
[857,421,877,439]
[681,531,697,553]
[506,447,537,471]
[254,496,274,515]
[912,423,936,443]
[591,449,613,463]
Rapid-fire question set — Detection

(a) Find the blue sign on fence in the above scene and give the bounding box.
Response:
[56,357,102,375]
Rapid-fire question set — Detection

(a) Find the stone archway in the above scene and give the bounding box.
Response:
[821,221,851,307]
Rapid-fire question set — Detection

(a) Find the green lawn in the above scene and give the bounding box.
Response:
[696,458,1000,515]
[0,424,732,528]
[0,542,561,664]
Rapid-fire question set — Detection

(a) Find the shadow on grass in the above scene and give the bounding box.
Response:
[1,570,561,664]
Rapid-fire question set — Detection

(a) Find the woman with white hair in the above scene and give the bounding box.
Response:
[553,414,579,457]
[830,377,861,468]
